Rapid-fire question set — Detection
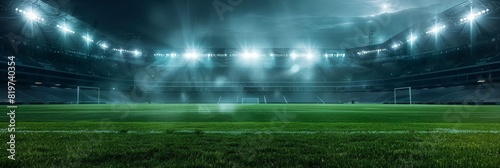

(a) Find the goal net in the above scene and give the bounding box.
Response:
[76,86,101,104]
[394,87,412,104]
[241,98,259,104]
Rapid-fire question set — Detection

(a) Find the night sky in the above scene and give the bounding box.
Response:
[45,0,466,49]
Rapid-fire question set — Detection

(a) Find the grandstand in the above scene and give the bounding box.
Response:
[1,1,499,105]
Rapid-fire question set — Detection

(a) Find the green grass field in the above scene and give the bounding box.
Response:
[1,104,500,167]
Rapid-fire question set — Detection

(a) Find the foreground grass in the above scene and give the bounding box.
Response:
[1,133,500,167]
[0,104,499,167]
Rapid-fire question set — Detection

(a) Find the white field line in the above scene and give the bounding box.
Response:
[1,129,500,135]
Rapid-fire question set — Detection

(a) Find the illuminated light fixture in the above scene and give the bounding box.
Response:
[25,10,37,20]
[100,43,108,49]
[18,9,44,22]
[185,52,199,60]
[426,25,446,34]
[57,25,75,34]
[242,52,251,58]
[467,13,476,21]
[461,9,489,23]
[325,53,345,58]
[306,53,314,60]
[392,44,401,49]
[242,51,259,59]
[357,48,387,55]
[133,50,141,56]
[239,48,260,60]
[407,35,418,43]
[290,53,298,60]
[82,35,94,43]
[171,53,177,57]
[113,48,126,53]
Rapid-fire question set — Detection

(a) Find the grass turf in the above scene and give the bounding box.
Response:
[1,104,500,167]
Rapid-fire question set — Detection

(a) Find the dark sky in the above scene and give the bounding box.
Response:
[46,0,465,49]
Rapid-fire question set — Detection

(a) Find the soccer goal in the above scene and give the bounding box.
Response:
[241,98,259,104]
[394,87,412,104]
[76,86,100,104]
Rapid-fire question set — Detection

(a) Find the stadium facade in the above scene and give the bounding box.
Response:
[1,0,499,104]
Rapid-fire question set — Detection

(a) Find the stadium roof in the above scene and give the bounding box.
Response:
[2,0,468,49]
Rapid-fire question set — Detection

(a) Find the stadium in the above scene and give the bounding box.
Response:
[1,0,500,167]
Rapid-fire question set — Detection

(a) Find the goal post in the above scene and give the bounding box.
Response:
[241,98,259,104]
[77,86,101,104]
[394,87,412,105]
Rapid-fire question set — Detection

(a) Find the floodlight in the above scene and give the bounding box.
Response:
[243,52,251,58]
[306,53,314,60]
[20,9,44,22]
[461,9,489,23]
[407,35,418,42]
[100,43,108,49]
[185,52,199,59]
[242,51,258,59]
[431,27,439,33]
[426,25,446,34]
[57,25,75,34]
[239,48,260,60]
[133,50,141,56]
[467,13,476,21]
[82,35,94,43]
[25,10,39,21]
